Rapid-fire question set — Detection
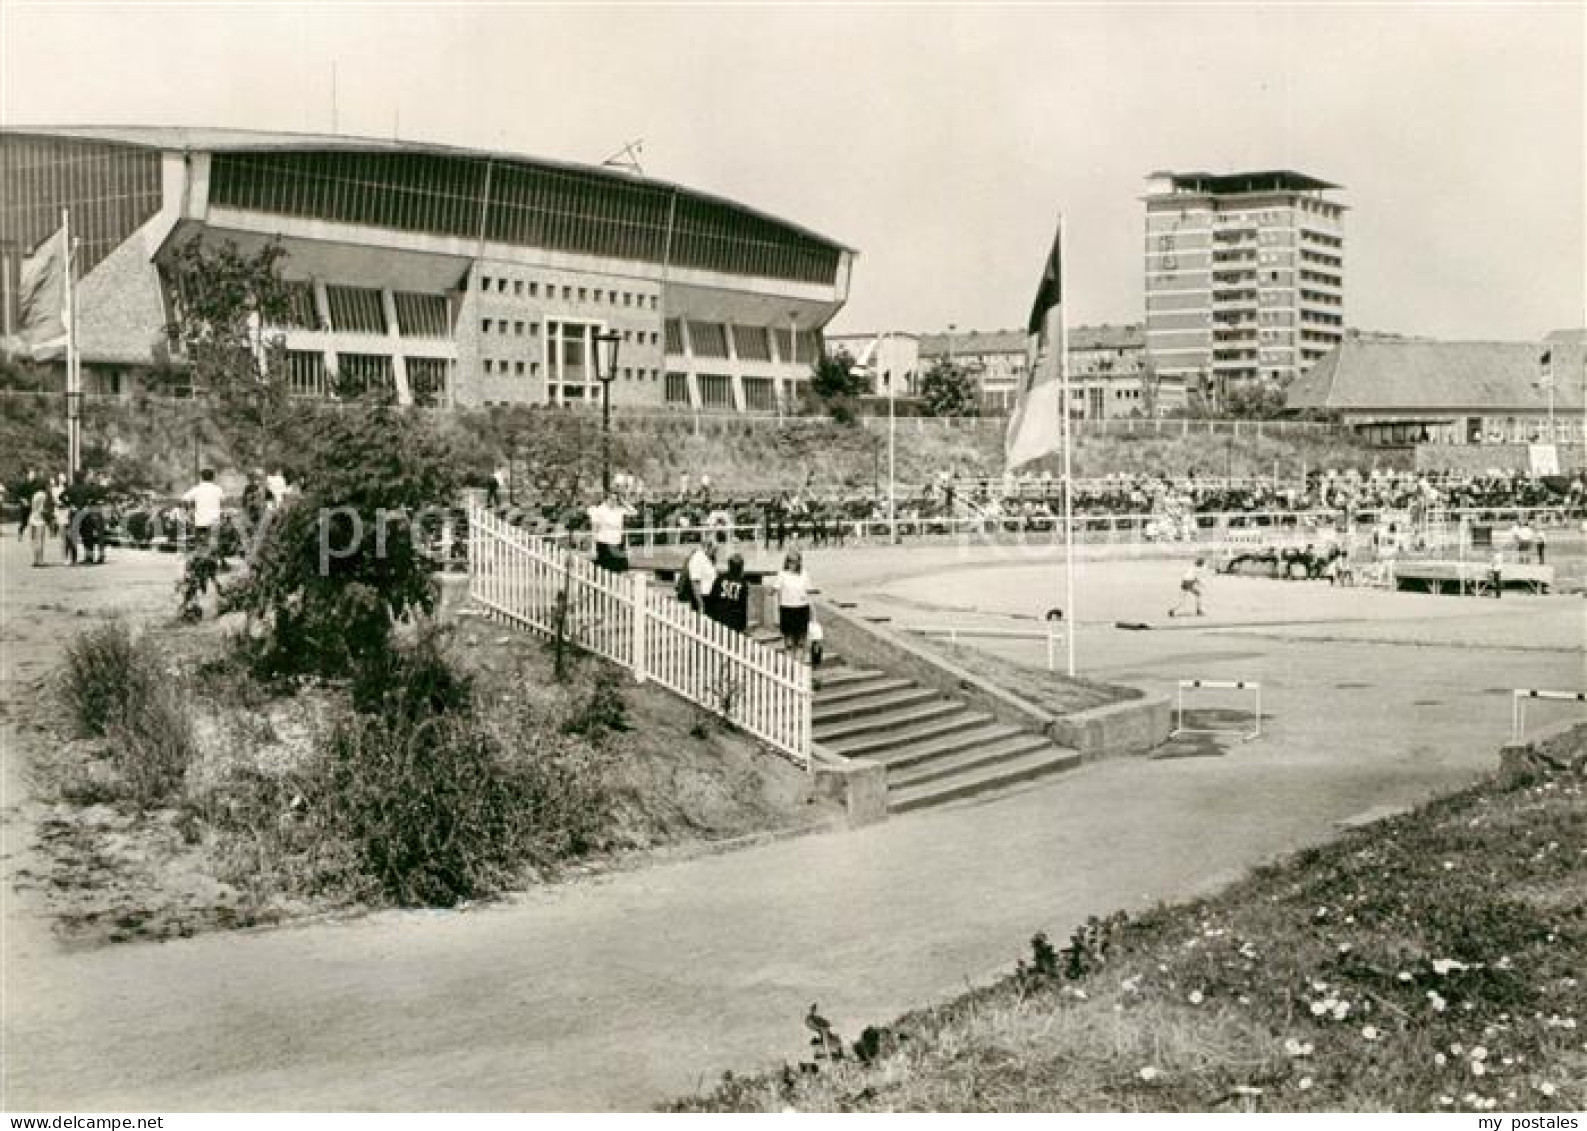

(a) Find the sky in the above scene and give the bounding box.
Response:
[2,2,1582,341]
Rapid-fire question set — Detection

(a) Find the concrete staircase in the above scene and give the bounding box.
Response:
[813,657,1082,813]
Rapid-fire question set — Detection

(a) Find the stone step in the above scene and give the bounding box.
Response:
[888,745,1085,813]
[812,699,965,745]
[866,721,1028,770]
[814,674,912,706]
[812,685,939,725]
[815,666,886,692]
[820,710,994,759]
[886,733,1060,791]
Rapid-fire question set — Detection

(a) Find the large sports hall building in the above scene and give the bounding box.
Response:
[0,126,854,411]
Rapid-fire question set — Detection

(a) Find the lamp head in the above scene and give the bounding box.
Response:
[594,329,622,383]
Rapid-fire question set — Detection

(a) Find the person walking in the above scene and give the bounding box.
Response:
[55,474,78,566]
[26,480,51,567]
[772,549,813,653]
[1169,557,1207,618]
[182,468,226,552]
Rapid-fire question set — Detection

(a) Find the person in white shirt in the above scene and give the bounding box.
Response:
[182,468,226,545]
[685,542,717,614]
[772,550,813,652]
[587,491,632,572]
[1514,521,1537,564]
[265,470,289,508]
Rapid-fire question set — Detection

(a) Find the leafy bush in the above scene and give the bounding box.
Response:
[226,405,463,677]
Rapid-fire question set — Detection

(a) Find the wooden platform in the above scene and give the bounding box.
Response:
[1393,560,1554,596]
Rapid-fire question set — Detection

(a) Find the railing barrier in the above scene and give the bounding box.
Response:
[1172,679,1262,741]
[467,504,812,769]
[1511,689,1587,744]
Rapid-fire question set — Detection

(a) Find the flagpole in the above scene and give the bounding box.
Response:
[887,331,896,544]
[63,208,81,482]
[1058,213,1076,677]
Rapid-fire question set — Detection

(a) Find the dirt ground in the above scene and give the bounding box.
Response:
[1,540,832,954]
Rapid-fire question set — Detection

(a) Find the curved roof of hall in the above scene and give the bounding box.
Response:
[2,124,854,253]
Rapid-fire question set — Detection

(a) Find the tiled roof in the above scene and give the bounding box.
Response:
[1287,339,1583,414]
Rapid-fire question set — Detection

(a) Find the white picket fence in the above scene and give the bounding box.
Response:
[468,506,812,767]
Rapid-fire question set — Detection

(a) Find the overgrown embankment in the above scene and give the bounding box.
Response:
[670,726,1586,1113]
[22,617,829,947]
[1,390,1396,498]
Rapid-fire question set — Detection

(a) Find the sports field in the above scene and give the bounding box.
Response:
[813,540,1587,762]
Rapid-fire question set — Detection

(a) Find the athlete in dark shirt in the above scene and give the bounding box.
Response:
[707,553,752,632]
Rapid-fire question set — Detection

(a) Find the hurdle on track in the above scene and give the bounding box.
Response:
[1511,689,1587,743]
[1172,679,1262,741]
[906,625,1065,672]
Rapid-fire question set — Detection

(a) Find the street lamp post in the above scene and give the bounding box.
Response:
[594,329,623,496]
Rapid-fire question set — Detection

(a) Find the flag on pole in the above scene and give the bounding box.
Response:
[1538,348,1554,389]
[1,226,71,362]
[1006,220,1065,467]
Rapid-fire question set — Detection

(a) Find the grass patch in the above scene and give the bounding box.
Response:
[669,727,1587,1112]
[914,636,1140,715]
[55,622,197,808]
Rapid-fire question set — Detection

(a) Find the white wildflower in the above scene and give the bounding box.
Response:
[1298,1076,1313,1091]
[1188,990,1204,1005]
[1361,1025,1381,1041]
[1138,1066,1160,1082]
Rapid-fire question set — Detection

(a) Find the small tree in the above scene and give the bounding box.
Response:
[1223,380,1288,420]
[809,348,867,402]
[918,360,979,418]
[162,234,295,468]
[226,405,463,677]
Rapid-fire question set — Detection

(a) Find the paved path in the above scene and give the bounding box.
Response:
[3,541,1582,1110]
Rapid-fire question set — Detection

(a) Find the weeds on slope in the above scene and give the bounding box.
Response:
[669,727,1587,1113]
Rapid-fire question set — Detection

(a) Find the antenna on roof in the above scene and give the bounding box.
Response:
[602,139,645,176]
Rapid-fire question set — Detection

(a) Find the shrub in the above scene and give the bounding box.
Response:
[57,623,196,806]
[106,683,198,808]
[309,706,606,906]
[349,625,473,721]
[59,622,155,738]
[561,669,630,738]
[225,406,464,678]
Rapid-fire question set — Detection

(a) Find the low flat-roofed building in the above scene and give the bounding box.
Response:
[1287,335,1584,446]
